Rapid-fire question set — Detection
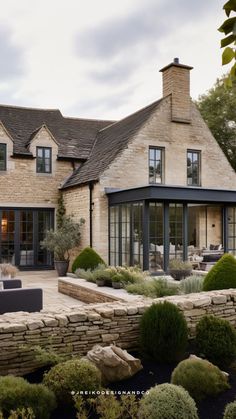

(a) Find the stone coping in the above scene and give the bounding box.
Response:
[0,289,236,330]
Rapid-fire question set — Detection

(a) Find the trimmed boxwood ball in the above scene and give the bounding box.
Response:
[140,301,188,362]
[139,383,199,419]
[72,247,105,273]
[196,315,236,367]
[223,401,236,419]
[43,358,102,404]
[171,358,230,400]
[0,375,56,419]
[203,253,236,291]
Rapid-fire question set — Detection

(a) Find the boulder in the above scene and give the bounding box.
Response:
[85,344,142,383]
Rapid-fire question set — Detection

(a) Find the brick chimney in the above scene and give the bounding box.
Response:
[160,58,193,123]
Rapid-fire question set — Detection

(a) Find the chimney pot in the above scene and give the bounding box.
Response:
[174,57,179,64]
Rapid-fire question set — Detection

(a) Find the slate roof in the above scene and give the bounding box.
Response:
[62,98,163,188]
[0,105,113,160]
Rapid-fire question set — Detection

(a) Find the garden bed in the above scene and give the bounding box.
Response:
[24,351,236,419]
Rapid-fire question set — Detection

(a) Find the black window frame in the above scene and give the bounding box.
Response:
[36,146,52,174]
[187,149,201,186]
[149,146,164,184]
[0,143,6,171]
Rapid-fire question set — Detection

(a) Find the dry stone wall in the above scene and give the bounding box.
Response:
[1,289,236,376]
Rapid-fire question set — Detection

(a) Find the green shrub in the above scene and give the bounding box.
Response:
[203,253,236,291]
[223,401,236,419]
[0,408,35,419]
[180,275,204,294]
[196,315,236,366]
[126,278,179,298]
[140,301,188,362]
[72,247,105,272]
[171,357,230,400]
[115,265,146,284]
[43,358,101,404]
[169,259,192,270]
[0,376,56,419]
[138,383,199,419]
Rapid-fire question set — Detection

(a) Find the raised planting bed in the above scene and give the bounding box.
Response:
[58,277,144,304]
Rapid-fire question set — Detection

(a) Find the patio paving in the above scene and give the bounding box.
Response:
[17,270,86,311]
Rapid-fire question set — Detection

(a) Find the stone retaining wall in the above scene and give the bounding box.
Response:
[1,289,236,376]
[58,278,123,303]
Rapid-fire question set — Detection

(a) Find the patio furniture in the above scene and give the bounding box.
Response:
[0,279,22,289]
[0,287,43,314]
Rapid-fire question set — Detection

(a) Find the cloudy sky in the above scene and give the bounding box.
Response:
[0,0,227,120]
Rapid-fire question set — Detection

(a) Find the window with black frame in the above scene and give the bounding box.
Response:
[36,147,52,173]
[187,150,201,186]
[0,144,6,171]
[149,147,164,184]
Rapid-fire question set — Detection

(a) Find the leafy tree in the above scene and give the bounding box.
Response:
[219,0,236,85]
[197,74,236,170]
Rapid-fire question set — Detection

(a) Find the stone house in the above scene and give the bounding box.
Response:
[1,59,236,272]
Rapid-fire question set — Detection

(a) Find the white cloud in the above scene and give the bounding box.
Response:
[0,0,228,119]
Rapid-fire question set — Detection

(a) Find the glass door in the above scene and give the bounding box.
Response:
[0,209,15,263]
[0,208,54,268]
[19,210,34,266]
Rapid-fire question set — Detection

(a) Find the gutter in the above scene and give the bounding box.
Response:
[89,182,94,247]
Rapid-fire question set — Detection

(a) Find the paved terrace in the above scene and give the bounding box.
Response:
[18,270,86,311]
[17,270,144,311]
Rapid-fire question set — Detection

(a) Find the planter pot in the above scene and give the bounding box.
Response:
[169,269,192,281]
[104,279,112,287]
[0,274,11,280]
[112,281,123,289]
[54,260,69,277]
[96,279,105,287]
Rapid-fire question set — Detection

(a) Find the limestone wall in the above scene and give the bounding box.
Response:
[1,289,236,376]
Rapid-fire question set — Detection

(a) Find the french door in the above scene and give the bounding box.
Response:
[0,208,54,269]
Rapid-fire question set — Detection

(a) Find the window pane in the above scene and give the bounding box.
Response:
[149,147,163,184]
[44,148,51,158]
[37,148,43,158]
[187,150,200,186]
[37,147,51,173]
[0,144,6,171]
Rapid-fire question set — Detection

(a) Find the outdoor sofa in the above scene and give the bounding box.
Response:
[0,279,43,314]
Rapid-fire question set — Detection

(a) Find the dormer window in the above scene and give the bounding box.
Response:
[36,147,52,173]
[149,147,164,184]
[0,144,6,171]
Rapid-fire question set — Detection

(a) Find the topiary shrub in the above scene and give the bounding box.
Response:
[223,401,236,419]
[0,376,56,419]
[203,253,236,291]
[43,358,102,404]
[196,315,236,367]
[139,383,199,419]
[171,357,230,400]
[72,247,105,272]
[140,301,188,362]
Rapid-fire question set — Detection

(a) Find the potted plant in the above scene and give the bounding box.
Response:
[40,215,85,276]
[93,267,111,287]
[0,263,19,280]
[169,259,192,281]
[112,273,124,289]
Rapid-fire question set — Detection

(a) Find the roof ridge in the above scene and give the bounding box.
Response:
[98,98,162,134]
[0,103,62,113]
[63,115,116,123]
